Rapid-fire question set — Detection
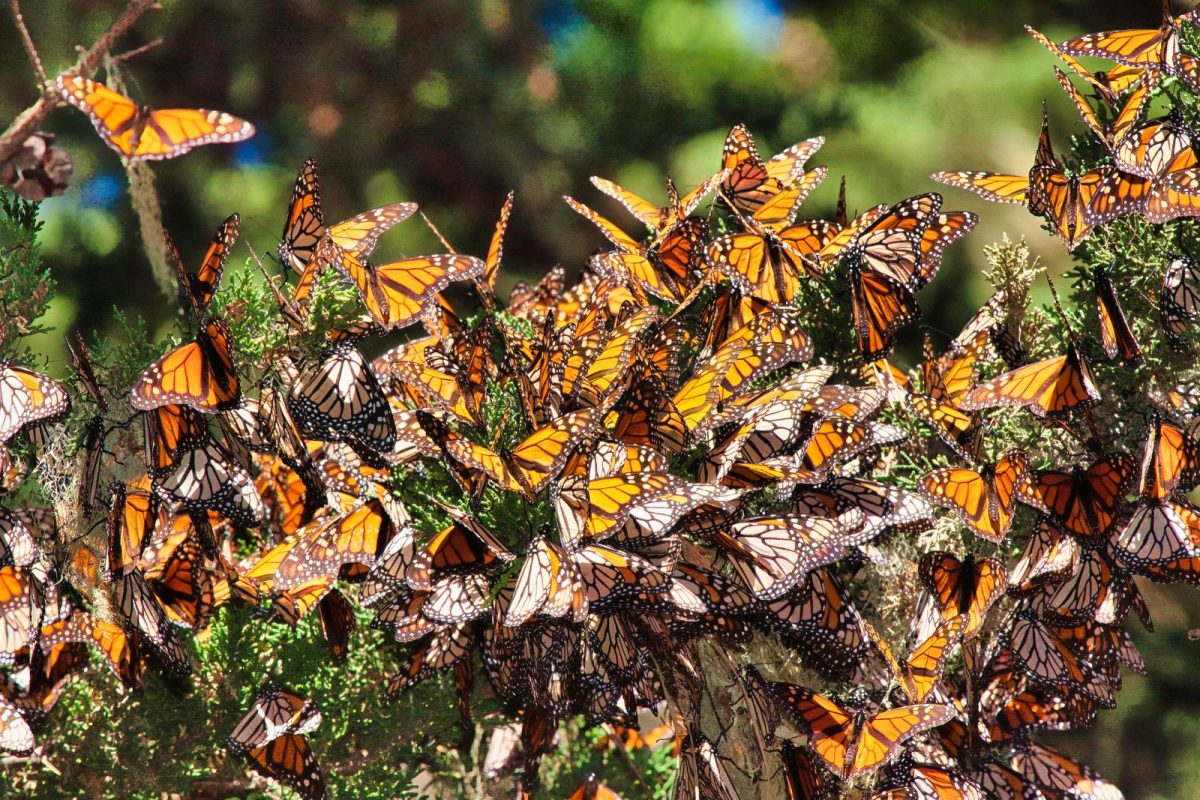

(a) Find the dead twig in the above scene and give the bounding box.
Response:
[110,37,164,65]
[10,0,46,85]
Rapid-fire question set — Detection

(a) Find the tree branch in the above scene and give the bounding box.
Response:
[0,0,160,164]
[10,0,46,85]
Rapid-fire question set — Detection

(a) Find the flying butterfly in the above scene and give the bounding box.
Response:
[55,73,254,161]
[590,170,723,233]
[1025,24,1146,104]
[1054,67,1151,161]
[865,617,965,704]
[934,107,1145,251]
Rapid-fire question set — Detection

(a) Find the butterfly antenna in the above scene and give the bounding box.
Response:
[420,212,458,254]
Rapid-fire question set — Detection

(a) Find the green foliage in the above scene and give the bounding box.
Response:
[0,190,54,361]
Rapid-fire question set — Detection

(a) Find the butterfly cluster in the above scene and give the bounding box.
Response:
[935,2,1200,250]
[6,7,1200,793]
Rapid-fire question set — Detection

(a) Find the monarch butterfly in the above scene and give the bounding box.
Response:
[384,624,474,700]
[934,108,1145,251]
[113,569,190,675]
[507,265,566,323]
[1025,24,1146,105]
[766,678,955,781]
[1029,108,1148,251]
[667,562,760,644]
[105,479,158,579]
[1006,610,1086,689]
[611,361,688,453]
[0,362,70,444]
[1012,742,1123,800]
[142,404,266,527]
[417,408,598,499]
[278,159,324,275]
[912,345,988,460]
[353,248,487,330]
[726,417,905,488]
[1054,67,1150,160]
[1114,111,1197,181]
[67,332,109,513]
[791,476,935,538]
[145,535,218,630]
[715,514,863,601]
[959,341,1100,419]
[591,170,724,233]
[407,505,513,590]
[55,73,255,161]
[1093,265,1145,363]
[779,741,830,800]
[843,194,977,360]
[763,568,868,678]
[0,693,34,755]
[287,338,396,460]
[673,306,813,435]
[571,543,669,610]
[575,307,659,408]
[228,683,325,800]
[0,507,35,569]
[1016,454,1135,539]
[565,196,684,301]
[674,733,740,800]
[1161,253,1200,343]
[719,124,825,219]
[167,214,238,316]
[131,318,240,413]
[865,617,964,704]
[566,774,623,800]
[258,498,401,605]
[1008,520,1081,596]
[1137,413,1198,500]
[1058,2,1200,85]
[1112,497,1200,568]
[918,551,1007,638]
[503,536,586,627]
[920,451,1028,543]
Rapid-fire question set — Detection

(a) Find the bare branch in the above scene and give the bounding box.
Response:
[10,0,46,85]
[110,37,164,66]
[0,0,160,164]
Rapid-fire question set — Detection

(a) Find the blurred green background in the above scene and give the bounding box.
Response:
[4,1,1200,797]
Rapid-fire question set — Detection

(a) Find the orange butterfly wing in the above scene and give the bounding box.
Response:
[56,74,254,161]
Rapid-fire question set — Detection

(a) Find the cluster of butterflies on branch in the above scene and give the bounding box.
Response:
[935,2,1200,250]
[2,5,1200,797]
